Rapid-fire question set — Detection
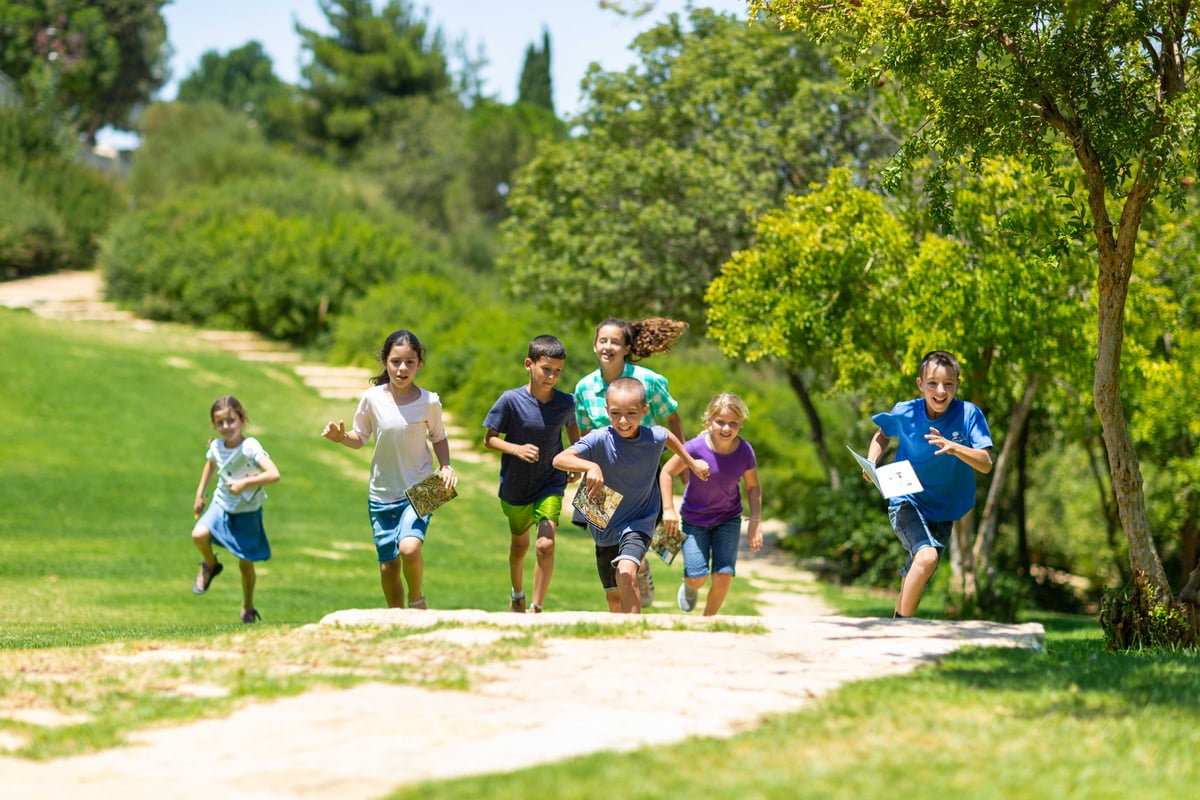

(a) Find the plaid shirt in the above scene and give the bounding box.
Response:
[574,363,679,433]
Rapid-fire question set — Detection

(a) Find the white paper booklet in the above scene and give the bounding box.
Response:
[847,446,924,499]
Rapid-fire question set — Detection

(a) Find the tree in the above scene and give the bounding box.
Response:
[296,0,451,157]
[498,7,896,329]
[517,27,553,114]
[751,0,1200,608]
[0,0,168,142]
[176,41,294,137]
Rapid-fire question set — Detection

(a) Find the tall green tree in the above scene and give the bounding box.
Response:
[498,7,896,328]
[517,28,553,114]
[0,0,168,142]
[176,40,294,137]
[295,0,450,158]
[751,0,1200,605]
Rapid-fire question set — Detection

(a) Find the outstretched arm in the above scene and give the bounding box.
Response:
[926,427,993,474]
[323,420,365,449]
[664,431,709,481]
[658,454,688,534]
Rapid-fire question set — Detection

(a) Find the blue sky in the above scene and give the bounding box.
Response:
[160,0,748,115]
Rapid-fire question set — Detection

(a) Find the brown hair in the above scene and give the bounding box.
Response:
[210,395,248,424]
[594,317,688,362]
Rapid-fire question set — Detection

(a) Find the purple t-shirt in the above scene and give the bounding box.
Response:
[679,434,756,527]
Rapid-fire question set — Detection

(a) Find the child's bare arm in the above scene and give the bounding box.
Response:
[323,420,364,449]
[664,431,709,480]
[484,429,539,464]
[659,454,686,533]
[553,449,605,496]
[864,428,890,481]
[194,461,216,515]
[926,427,994,474]
[743,468,763,552]
[227,455,281,495]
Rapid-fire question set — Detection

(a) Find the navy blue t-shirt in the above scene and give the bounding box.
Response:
[483,387,576,505]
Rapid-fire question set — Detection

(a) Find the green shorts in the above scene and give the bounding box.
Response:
[500,495,563,536]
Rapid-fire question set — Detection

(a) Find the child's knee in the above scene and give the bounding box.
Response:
[398,537,422,559]
[535,536,555,558]
[913,547,940,573]
[615,566,637,589]
[190,527,210,543]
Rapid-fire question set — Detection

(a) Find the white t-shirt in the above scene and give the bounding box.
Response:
[206,436,270,513]
[353,385,448,503]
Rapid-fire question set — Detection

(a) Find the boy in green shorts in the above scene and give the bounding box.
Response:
[483,335,581,612]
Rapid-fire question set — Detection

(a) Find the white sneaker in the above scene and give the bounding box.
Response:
[677,582,698,612]
[637,560,655,606]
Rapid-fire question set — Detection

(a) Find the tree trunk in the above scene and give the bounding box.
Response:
[973,376,1040,579]
[785,368,840,488]
[1074,137,1172,600]
[1015,414,1030,576]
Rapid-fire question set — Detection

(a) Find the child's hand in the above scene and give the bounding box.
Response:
[440,464,458,490]
[584,465,606,498]
[322,421,348,443]
[227,478,247,496]
[516,444,540,463]
[747,520,763,552]
[193,494,206,518]
[690,458,710,481]
[925,426,953,455]
[661,507,681,535]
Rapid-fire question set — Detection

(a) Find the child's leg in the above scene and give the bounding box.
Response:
[701,518,742,616]
[238,559,256,610]
[605,589,623,612]
[191,525,218,567]
[614,559,641,613]
[703,574,733,616]
[509,530,530,598]
[398,536,424,606]
[896,546,939,616]
[531,519,556,609]
[379,558,406,608]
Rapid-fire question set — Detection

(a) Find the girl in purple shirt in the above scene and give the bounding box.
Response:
[659,393,762,615]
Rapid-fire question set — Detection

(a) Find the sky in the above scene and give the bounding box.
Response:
[158,0,747,114]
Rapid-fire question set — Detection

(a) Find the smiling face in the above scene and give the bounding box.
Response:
[605,386,649,439]
[917,363,959,420]
[706,409,743,451]
[593,324,631,370]
[385,343,422,395]
[211,406,245,447]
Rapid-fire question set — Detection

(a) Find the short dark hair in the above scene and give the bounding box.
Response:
[919,350,960,380]
[528,334,566,362]
[606,376,646,405]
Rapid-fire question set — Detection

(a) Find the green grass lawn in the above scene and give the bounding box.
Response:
[3,307,1198,796]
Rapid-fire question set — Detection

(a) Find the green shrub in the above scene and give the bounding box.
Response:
[0,172,66,278]
[100,174,423,346]
[784,481,905,587]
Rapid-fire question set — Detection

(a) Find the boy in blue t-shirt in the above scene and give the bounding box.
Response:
[553,377,710,613]
[483,335,581,613]
[864,350,994,618]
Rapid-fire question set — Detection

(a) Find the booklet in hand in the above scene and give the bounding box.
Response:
[571,482,624,529]
[649,522,685,565]
[847,446,924,499]
[405,473,458,517]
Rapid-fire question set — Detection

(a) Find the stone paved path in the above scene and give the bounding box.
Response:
[0,271,1046,798]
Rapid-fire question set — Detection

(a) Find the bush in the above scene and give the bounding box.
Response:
[782,481,906,587]
[1099,569,1198,650]
[100,174,424,346]
[0,173,66,278]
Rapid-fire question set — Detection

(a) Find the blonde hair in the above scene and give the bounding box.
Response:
[702,392,749,429]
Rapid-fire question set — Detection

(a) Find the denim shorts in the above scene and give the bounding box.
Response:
[369,498,429,563]
[681,516,742,578]
[888,502,952,578]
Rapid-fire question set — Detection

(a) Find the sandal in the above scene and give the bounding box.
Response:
[240,607,262,624]
[192,560,223,594]
[408,595,427,610]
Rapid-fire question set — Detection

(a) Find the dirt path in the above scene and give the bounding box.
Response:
[0,271,1045,798]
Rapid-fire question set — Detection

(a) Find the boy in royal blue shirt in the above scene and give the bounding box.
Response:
[865,350,994,618]
[554,378,710,613]
[483,335,581,613]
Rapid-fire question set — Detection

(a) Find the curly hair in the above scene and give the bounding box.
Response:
[595,317,689,362]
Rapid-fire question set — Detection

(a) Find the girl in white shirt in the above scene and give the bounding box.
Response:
[322,329,457,609]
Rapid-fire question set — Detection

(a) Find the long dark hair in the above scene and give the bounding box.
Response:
[594,317,688,363]
[371,329,426,386]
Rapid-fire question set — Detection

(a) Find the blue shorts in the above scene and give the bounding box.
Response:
[888,502,953,578]
[681,516,742,578]
[195,504,271,562]
[369,498,429,563]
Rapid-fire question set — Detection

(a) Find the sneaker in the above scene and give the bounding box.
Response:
[510,592,526,613]
[637,560,655,606]
[192,560,223,595]
[240,607,261,624]
[530,604,543,613]
[408,596,427,610]
[677,582,698,612]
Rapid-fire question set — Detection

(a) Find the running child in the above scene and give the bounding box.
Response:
[483,335,581,613]
[192,395,281,623]
[660,392,762,616]
[554,377,710,614]
[864,350,993,618]
[322,329,457,610]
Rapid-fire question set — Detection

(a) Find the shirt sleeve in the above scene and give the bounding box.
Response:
[426,392,448,443]
[642,371,679,421]
[352,390,375,440]
[482,393,509,433]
